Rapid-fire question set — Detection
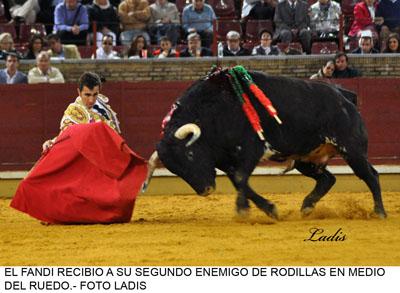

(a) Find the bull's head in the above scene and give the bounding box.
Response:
[157,123,216,196]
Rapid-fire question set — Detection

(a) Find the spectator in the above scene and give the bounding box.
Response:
[222,31,251,56]
[252,29,280,55]
[0,53,28,84]
[9,0,40,24]
[310,0,341,40]
[182,0,216,48]
[37,0,58,34]
[47,34,81,59]
[88,0,120,47]
[332,52,361,78]
[54,0,89,46]
[382,33,400,53]
[118,0,151,46]
[274,0,312,54]
[0,33,17,60]
[376,0,400,46]
[348,0,381,41]
[24,34,45,60]
[93,35,121,59]
[351,30,379,54]
[310,59,335,79]
[247,0,276,21]
[149,0,180,45]
[241,0,262,19]
[127,34,153,58]
[153,36,179,58]
[28,51,65,84]
[180,32,212,57]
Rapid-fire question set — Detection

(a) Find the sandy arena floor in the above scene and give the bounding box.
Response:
[1,191,400,266]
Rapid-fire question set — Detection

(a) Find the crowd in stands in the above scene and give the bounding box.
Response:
[0,0,399,84]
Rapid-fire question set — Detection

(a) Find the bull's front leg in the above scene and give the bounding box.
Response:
[227,171,279,220]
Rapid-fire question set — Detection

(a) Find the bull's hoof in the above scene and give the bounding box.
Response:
[374,207,387,219]
[266,205,279,220]
[301,206,314,217]
[236,208,250,218]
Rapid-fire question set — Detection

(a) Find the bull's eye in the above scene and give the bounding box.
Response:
[186,150,194,161]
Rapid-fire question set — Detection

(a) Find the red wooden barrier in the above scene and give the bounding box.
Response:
[0,79,399,171]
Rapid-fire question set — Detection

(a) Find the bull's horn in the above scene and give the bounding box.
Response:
[174,123,201,147]
[141,151,160,192]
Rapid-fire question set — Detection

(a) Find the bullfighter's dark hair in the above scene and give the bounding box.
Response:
[78,72,102,91]
[334,52,348,62]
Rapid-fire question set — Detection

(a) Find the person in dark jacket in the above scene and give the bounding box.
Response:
[332,52,361,78]
[88,0,120,46]
[252,29,280,56]
[382,33,400,53]
[24,34,45,60]
[351,30,379,54]
[223,30,251,56]
[180,32,212,57]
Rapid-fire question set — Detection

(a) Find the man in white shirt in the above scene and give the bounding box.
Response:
[0,53,28,84]
[28,51,65,84]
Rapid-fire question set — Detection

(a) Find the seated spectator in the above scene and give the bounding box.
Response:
[310,59,335,79]
[180,32,212,57]
[0,53,28,84]
[37,0,58,34]
[348,0,381,41]
[382,33,400,53]
[182,0,216,48]
[274,0,312,54]
[0,33,18,60]
[222,31,251,56]
[118,0,151,46]
[153,36,179,58]
[247,0,276,21]
[127,34,153,58]
[351,30,379,54]
[252,29,280,55]
[93,35,121,59]
[376,0,400,46]
[47,34,81,59]
[332,52,361,78]
[9,0,40,24]
[310,0,341,40]
[88,0,120,47]
[28,51,65,84]
[24,34,45,60]
[149,0,180,45]
[54,0,89,46]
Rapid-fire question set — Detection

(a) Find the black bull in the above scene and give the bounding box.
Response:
[144,70,387,219]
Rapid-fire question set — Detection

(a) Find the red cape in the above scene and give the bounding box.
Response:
[10,122,147,224]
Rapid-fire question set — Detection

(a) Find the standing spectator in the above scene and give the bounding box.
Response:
[0,53,28,84]
[88,0,120,47]
[9,0,40,24]
[118,0,151,46]
[24,35,45,60]
[376,0,400,46]
[310,0,341,40]
[310,59,335,79]
[0,33,17,60]
[153,36,179,58]
[348,0,382,41]
[93,35,121,59]
[252,29,280,55]
[126,34,153,58]
[180,32,212,57]
[332,52,361,78]
[47,34,81,59]
[351,30,379,54]
[149,0,180,45]
[222,31,251,56]
[274,0,312,54]
[54,0,89,45]
[28,51,65,84]
[382,33,400,53]
[182,0,216,48]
